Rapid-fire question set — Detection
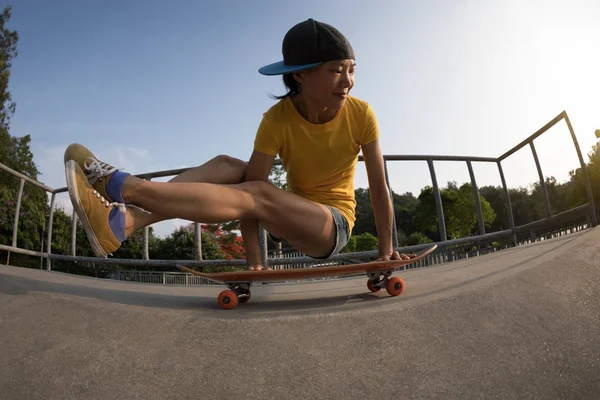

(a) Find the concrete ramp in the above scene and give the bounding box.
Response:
[1,228,599,399]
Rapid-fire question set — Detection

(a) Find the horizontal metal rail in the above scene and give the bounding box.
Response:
[498,111,567,161]
[0,162,54,192]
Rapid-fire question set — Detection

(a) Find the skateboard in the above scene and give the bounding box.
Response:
[177,244,437,310]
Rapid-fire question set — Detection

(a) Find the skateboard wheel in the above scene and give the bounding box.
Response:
[367,280,380,292]
[218,290,239,310]
[386,277,405,296]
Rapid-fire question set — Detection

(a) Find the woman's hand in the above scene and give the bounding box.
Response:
[247,265,271,271]
[377,251,416,261]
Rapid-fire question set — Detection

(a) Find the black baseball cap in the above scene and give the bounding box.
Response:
[259,18,355,76]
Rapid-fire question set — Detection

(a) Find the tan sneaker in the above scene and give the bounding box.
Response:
[64,143,120,202]
[65,160,127,258]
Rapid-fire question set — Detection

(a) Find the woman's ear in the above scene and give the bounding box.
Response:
[292,70,305,85]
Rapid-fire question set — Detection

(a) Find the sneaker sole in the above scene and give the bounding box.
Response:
[65,160,108,258]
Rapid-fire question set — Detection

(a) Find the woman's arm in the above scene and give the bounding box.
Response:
[361,139,399,260]
[240,150,276,269]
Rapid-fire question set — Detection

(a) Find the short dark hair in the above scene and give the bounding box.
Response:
[269,73,300,100]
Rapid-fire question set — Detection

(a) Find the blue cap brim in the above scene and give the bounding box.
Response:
[258,60,322,76]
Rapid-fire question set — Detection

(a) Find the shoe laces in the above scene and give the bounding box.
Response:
[92,190,150,214]
[83,157,119,185]
[93,190,126,213]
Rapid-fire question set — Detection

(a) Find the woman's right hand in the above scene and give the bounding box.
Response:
[247,264,271,271]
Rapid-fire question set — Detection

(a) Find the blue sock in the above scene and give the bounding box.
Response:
[108,207,126,242]
[105,170,130,203]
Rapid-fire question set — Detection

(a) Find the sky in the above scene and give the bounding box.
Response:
[5,0,600,238]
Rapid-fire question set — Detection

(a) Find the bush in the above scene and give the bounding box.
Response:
[406,232,433,246]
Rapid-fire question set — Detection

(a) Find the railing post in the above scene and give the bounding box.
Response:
[529,142,551,219]
[70,208,78,256]
[40,219,45,269]
[259,228,268,267]
[7,178,25,265]
[194,222,202,262]
[142,226,149,260]
[383,159,399,248]
[564,113,597,226]
[466,161,485,235]
[46,192,56,271]
[497,161,517,245]
[142,178,151,261]
[427,159,447,241]
[11,178,25,247]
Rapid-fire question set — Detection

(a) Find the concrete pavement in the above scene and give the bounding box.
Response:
[1,228,599,399]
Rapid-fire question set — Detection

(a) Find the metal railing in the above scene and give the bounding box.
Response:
[0,110,596,274]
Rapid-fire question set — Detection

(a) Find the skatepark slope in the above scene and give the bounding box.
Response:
[1,227,599,399]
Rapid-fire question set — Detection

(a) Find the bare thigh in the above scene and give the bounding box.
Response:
[243,181,337,258]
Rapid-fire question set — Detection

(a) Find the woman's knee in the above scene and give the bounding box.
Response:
[239,180,278,215]
[211,154,247,172]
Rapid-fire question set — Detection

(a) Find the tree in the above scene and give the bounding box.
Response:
[413,182,496,240]
[0,9,50,267]
[479,185,511,232]
[203,223,245,260]
[355,232,378,252]
[0,6,18,130]
[406,232,433,246]
[530,176,577,217]
[340,232,379,253]
[269,164,287,190]
[567,143,600,217]
[353,188,376,236]
[392,191,419,237]
[152,223,224,262]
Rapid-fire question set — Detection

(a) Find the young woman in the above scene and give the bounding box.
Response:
[64,18,410,270]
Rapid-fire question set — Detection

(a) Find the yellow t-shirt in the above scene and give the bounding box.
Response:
[253,95,379,232]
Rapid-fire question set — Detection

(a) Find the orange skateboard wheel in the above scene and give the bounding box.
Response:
[218,290,239,310]
[367,280,380,292]
[386,277,405,296]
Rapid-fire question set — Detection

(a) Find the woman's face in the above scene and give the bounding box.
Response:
[294,59,355,110]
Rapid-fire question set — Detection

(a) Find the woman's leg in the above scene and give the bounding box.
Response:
[129,155,248,231]
[63,143,249,232]
[125,177,336,252]
[66,160,336,259]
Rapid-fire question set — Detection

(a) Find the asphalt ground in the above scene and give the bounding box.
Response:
[1,228,599,399]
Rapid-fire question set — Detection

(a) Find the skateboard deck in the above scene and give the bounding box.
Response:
[177,244,437,309]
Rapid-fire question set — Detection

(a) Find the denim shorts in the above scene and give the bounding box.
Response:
[268,205,350,259]
[315,205,350,259]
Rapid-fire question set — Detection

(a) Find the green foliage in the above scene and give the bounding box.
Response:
[392,192,419,237]
[355,232,378,252]
[152,224,225,261]
[396,229,408,246]
[478,185,511,231]
[0,6,18,130]
[48,207,72,255]
[269,165,287,190]
[353,188,376,235]
[0,180,46,257]
[406,232,433,246]
[413,182,496,240]
[341,232,379,253]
